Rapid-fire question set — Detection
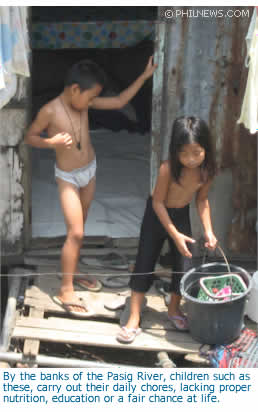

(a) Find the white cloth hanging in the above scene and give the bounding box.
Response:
[245,8,257,68]
[0,6,30,109]
[237,12,258,135]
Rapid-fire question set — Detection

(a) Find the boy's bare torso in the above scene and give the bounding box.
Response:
[156,161,203,209]
[47,97,95,171]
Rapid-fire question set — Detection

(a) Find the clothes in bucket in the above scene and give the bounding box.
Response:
[198,273,247,302]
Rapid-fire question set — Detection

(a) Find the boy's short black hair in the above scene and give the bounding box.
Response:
[64,59,107,91]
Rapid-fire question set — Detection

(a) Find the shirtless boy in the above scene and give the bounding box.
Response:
[25,57,157,317]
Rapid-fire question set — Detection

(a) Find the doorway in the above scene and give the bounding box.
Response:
[29,6,157,240]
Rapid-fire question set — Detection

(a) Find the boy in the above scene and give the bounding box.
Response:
[25,57,157,317]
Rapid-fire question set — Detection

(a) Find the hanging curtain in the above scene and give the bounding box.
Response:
[0,6,30,109]
[237,9,258,134]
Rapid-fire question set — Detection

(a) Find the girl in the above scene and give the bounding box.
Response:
[117,116,218,343]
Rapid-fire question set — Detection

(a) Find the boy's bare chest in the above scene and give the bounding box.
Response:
[49,109,89,137]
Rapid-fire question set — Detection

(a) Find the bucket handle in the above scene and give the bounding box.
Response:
[202,244,231,274]
[202,244,235,299]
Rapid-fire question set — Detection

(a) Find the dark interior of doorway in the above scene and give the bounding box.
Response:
[30,6,157,239]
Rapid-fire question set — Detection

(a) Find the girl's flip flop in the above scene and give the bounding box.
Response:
[116,326,142,344]
[167,314,189,331]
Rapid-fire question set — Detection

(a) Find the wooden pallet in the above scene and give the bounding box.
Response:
[11,271,203,358]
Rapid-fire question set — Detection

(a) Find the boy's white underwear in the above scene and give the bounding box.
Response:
[55,158,96,189]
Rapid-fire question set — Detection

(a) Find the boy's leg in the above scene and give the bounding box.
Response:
[56,178,86,312]
[75,177,98,289]
[80,176,96,223]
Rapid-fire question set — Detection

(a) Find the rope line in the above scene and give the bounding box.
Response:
[0,269,239,279]
[0,244,239,278]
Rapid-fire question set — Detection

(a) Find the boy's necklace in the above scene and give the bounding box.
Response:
[60,97,81,151]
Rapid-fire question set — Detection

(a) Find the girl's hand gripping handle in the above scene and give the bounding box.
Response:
[204,231,218,250]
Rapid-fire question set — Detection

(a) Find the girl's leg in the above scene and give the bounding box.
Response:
[56,178,85,311]
[167,207,193,328]
[126,291,146,329]
[124,198,165,330]
[167,237,187,325]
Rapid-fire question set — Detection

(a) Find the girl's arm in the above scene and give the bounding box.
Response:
[152,162,195,258]
[196,180,217,250]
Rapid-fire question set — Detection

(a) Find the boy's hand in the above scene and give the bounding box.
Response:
[143,56,158,80]
[51,132,73,149]
[173,232,196,258]
[204,232,217,250]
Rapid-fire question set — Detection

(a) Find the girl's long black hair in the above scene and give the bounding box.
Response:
[169,116,217,183]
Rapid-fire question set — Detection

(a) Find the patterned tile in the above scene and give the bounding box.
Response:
[32,21,154,49]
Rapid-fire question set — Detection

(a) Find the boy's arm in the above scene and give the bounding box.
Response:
[90,56,157,110]
[24,106,72,150]
[24,106,54,148]
[196,180,217,249]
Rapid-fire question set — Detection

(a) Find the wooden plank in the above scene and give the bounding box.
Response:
[25,247,138,258]
[24,279,130,320]
[17,317,197,345]
[184,353,210,365]
[23,258,135,275]
[112,238,139,248]
[34,266,132,277]
[23,307,44,357]
[29,236,110,249]
[13,317,201,353]
[151,19,166,191]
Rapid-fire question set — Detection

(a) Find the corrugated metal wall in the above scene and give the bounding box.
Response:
[155,7,256,256]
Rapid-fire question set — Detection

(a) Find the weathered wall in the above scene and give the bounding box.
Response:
[0,108,27,256]
[159,7,256,257]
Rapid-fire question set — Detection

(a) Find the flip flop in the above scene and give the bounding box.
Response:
[104,291,131,311]
[98,252,128,269]
[167,314,189,331]
[104,296,126,311]
[52,296,95,318]
[116,326,142,344]
[74,276,102,292]
[101,275,130,289]
[56,273,102,292]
